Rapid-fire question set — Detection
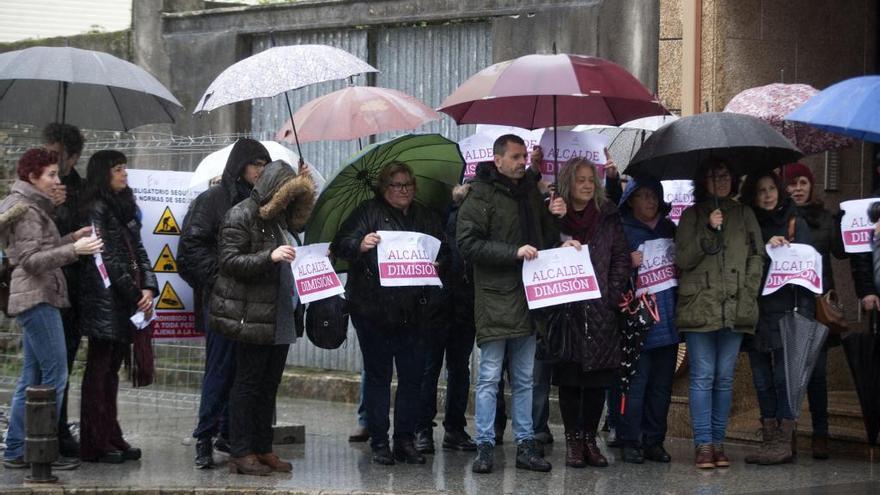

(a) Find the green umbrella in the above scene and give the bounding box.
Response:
[304,133,465,249]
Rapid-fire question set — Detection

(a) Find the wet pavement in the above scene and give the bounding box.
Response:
[1,387,879,494]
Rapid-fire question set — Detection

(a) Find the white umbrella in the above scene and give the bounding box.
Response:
[189,140,325,192]
[621,115,679,131]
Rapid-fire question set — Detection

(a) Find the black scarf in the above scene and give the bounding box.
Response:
[495,173,540,248]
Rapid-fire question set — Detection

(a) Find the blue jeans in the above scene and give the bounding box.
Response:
[192,324,236,440]
[617,344,678,447]
[532,358,553,436]
[748,347,793,421]
[474,335,536,446]
[685,329,743,445]
[807,345,828,435]
[4,304,69,460]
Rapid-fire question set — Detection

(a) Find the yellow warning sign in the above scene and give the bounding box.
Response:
[153,207,181,235]
[152,244,178,273]
[156,281,184,310]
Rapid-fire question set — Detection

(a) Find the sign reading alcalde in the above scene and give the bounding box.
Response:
[522,246,601,310]
[636,238,677,296]
[376,231,442,287]
[761,243,823,296]
[291,242,344,304]
[840,198,879,253]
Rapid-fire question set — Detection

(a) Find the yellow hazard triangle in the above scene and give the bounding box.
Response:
[156,281,184,310]
[154,207,181,235]
[152,244,178,273]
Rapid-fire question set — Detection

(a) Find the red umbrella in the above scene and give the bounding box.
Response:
[723,83,852,155]
[438,53,668,175]
[276,86,440,146]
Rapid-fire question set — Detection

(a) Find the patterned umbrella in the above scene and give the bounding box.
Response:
[724,83,852,155]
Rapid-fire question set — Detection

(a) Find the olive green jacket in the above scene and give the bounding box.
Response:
[456,165,559,346]
[674,198,764,334]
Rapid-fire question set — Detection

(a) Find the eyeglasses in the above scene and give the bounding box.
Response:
[709,173,732,182]
[388,182,414,192]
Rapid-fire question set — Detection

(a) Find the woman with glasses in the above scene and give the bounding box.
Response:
[674,157,763,469]
[332,161,448,466]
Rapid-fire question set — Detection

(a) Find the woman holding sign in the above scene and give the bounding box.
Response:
[675,157,763,469]
[554,157,630,468]
[331,161,448,467]
[741,171,813,465]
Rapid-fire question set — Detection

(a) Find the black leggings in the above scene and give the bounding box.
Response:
[558,386,606,434]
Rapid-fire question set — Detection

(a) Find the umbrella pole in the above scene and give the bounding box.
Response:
[283,91,305,166]
[553,95,559,180]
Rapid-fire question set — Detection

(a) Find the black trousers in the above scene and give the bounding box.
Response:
[228,342,289,458]
[58,306,80,442]
[416,317,475,432]
[558,386,606,434]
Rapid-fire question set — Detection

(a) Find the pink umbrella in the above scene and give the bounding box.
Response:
[724,83,852,155]
[276,86,440,145]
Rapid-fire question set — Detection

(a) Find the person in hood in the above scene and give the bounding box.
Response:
[0,148,101,470]
[178,138,270,469]
[615,177,679,465]
[208,160,315,476]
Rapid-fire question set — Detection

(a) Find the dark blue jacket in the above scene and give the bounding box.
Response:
[619,178,680,350]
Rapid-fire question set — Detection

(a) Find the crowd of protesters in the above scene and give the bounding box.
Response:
[1,126,879,477]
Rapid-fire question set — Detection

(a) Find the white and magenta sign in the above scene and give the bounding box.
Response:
[636,238,678,296]
[537,130,609,183]
[761,243,823,296]
[840,198,879,253]
[661,180,695,225]
[459,127,541,180]
[522,246,602,310]
[291,242,344,304]
[376,231,442,287]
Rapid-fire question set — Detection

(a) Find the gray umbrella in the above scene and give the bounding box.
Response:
[575,125,652,172]
[625,112,803,180]
[0,46,182,131]
[781,312,829,418]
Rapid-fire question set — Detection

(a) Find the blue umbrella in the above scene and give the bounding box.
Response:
[786,75,880,143]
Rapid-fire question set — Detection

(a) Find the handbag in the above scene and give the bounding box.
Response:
[535,302,583,363]
[816,289,848,335]
[306,295,349,349]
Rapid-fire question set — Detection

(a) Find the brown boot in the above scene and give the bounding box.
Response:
[256,452,293,472]
[582,432,608,467]
[745,418,776,464]
[228,454,271,476]
[712,443,730,467]
[695,444,714,469]
[564,431,586,468]
[812,432,829,460]
[760,419,794,465]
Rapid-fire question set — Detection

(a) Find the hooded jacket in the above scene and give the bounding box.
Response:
[179,139,270,330]
[208,160,315,345]
[0,180,79,315]
[619,178,680,350]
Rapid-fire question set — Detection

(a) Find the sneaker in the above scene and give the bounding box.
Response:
[51,456,81,470]
[214,436,231,455]
[471,442,494,474]
[694,444,714,469]
[194,437,214,469]
[3,457,27,469]
[516,439,552,472]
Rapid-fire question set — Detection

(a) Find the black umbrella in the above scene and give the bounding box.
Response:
[625,112,803,180]
[780,312,829,419]
[617,288,660,414]
[842,310,880,444]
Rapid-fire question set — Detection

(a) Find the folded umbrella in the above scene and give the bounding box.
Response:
[842,310,880,444]
[786,75,880,143]
[780,312,829,419]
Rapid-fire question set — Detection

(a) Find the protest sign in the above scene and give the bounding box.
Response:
[661,180,695,225]
[376,231,442,287]
[761,243,823,296]
[460,126,541,180]
[635,238,677,296]
[522,246,601,310]
[537,130,609,183]
[291,242,344,304]
[840,198,879,253]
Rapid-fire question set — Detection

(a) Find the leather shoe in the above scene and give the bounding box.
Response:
[442,429,477,451]
[229,454,271,476]
[95,451,125,464]
[393,439,427,464]
[214,436,231,455]
[583,433,608,467]
[621,446,644,464]
[121,446,142,461]
[256,452,292,472]
[414,429,435,454]
[643,443,671,463]
[348,426,370,443]
[194,437,214,469]
[371,443,395,465]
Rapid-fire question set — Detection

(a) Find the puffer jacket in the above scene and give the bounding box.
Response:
[619,178,680,351]
[0,180,79,315]
[457,163,559,346]
[179,139,270,331]
[675,197,764,334]
[331,196,449,329]
[849,187,880,300]
[209,161,315,345]
[797,202,845,292]
[77,198,158,343]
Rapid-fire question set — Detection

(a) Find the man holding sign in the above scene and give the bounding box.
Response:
[457,134,568,474]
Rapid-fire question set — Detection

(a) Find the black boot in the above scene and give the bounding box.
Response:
[414,429,435,454]
[516,439,552,472]
[443,429,477,451]
[371,443,395,465]
[393,438,427,464]
[194,437,214,469]
[472,442,494,474]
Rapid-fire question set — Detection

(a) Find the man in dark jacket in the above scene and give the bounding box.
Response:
[457,134,570,474]
[178,138,270,469]
[43,123,86,458]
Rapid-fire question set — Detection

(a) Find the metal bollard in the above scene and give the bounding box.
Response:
[24,385,58,483]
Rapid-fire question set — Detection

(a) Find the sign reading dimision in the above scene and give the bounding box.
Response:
[128,169,206,339]
[522,246,601,310]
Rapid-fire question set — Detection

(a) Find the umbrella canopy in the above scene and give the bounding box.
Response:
[304,134,464,249]
[193,45,377,114]
[780,312,829,419]
[786,76,880,143]
[842,311,880,444]
[189,140,326,191]
[438,53,668,129]
[572,124,651,172]
[622,115,679,131]
[625,112,803,180]
[0,46,182,130]
[724,83,852,155]
[276,86,440,144]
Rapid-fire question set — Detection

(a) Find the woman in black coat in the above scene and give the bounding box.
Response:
[553,157,631,468]
[77,150,158,463]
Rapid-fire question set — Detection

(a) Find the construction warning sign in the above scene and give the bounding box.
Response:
[153,206,181,235]
[156,281,185,310]
[153,244,179,273]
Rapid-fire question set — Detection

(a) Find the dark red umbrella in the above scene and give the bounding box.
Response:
[438,53,668,175]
